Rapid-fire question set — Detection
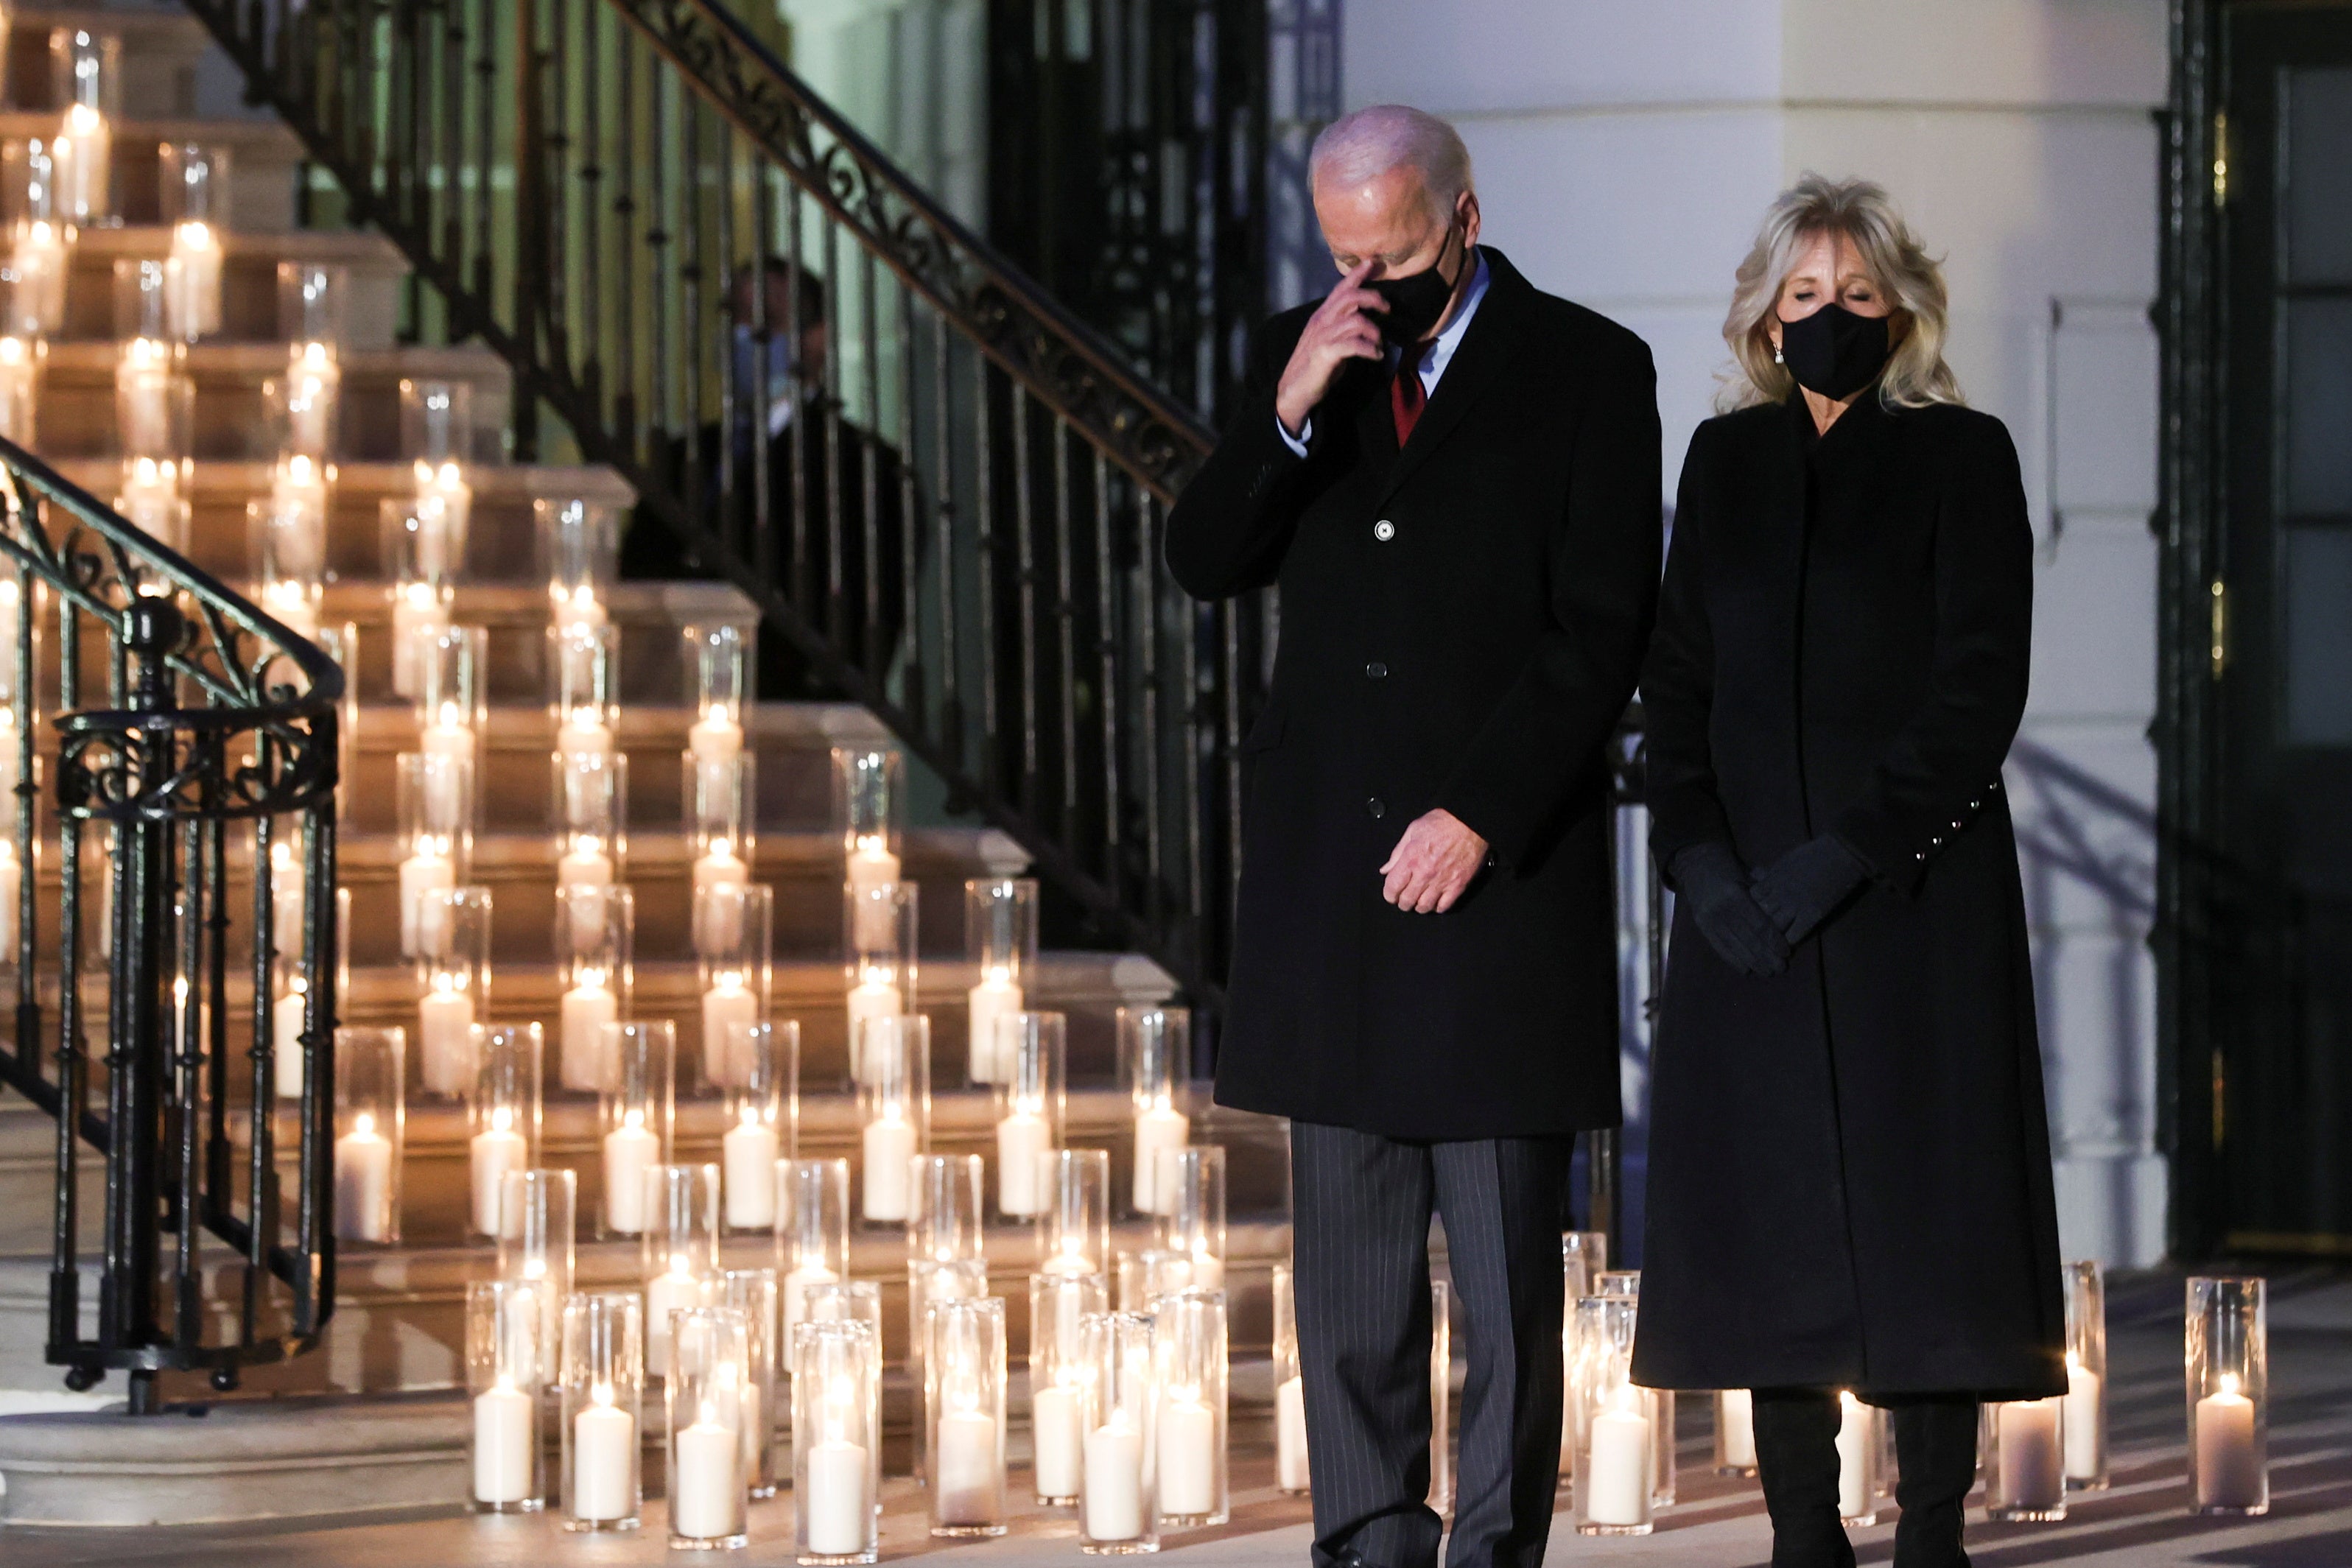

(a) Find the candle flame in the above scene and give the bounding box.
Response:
[2217,1372,2241,1398]
[591,1380,615,1408]
[623,1107,644,1131]
[489,1105,513,1133]
[352,1111,376,1136]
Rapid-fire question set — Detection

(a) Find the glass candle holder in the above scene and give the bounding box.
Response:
[1273,1263,1309,1495]
[415,885,491,1099]
[793,1316,881,1565]
[1038,1148,1112,1279]
[158,143,226,342]
[687,753,757,918]
[1162,1145,1228,1291]
[1117,1250,1196,1312]
[1562,1231,1607,1299]
[1078,1311,1159,1554]
[468,1024,542,1239]
[1982,1394,2068,1522]
[281,260,349,344]
[776,1157,852,1338]
[684,619,752,761]
[698,885,773,1070]
[1120,1007,1190,1216]
[1836,1391,1884,1525]
[552,749,628,954]
[383,497,459,699]
[550,621,618,762]
[2065,1259,2108,1490]
[402,375,474,462]
[833,747,902,914]
[1155,1287,1230,1527]
[909,1256,989,1432]
[799,1278,886,1535]
[964,878,1038,1086]
[720,1021,794,1231]
[250,455,330,600]
[911,1152,986,1265]
[278,263,346,458]
[1570,1295,1651,1536]
[665,1307,751,1549]
[994,1012,1066,1219]
[563,1291,645,1531]
[2,141,71,337]
[270,348,341,464]
[597,1020,675,1237]
[2187,1275,2268,1516]
[845,884,918,1064]
[715,1269,782,1498]
[539,497,619,631]
[1713,1389,1757,1477]
[0,327,37,450]
[418,622,486,755]
[49,27,118,225]
[855,1013,930,1223]
[396,752,471,960]
[644,1163,722,1377]
[114,454,190,553]
[498,1167,577,1380]
[926,1295,1009,1536]
[467,1279,547,1512]
[1430,1278,1453,1517]
[1030,1270,1109,1505]
[333,1026,405,1244]
[558,885,634,1093]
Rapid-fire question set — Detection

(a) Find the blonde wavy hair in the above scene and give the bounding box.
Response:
[1716,174,1963,414]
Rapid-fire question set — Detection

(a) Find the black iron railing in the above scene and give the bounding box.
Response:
[0,440,341,1407]
[189,0,1267,1010]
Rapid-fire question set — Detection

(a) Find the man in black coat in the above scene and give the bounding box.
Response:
[1166,104,1660,1568]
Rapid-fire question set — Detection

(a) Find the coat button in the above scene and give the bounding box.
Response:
[1366,798,1386,819]
[1372,519,1396,541]
[1366,661,1389,679]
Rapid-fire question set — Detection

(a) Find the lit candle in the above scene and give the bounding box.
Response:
[782,1263,838,1338]
[846,974,904,1068]
[1186,1253,1225,1293]
[2063,1355,2103,1482]
[11,222,69,335]
[469,1106,529,1236]
[390,587,448,697]
[701,976,759,1076]
[285,342,339,456]
[966,968,1022,1083]
[720,1107,779,1229]
[994,1108,1052,1216]
[688,705,744,765]
[2194,1374,2261,1509]
[645,1264,703,1375]
[1276,1375,1310,1492]
[116,342,178,457]
[557,850,613,953]
[1081,1413,1145,1542]
[399,851,456,957]
[273,982,307,1101]
[600,1109,659,1233]
[692,848,748,953]
[555,707,614,760]
[1584,1392,1652,1527]
[1033,1380,1086,1500]
[166,221,221,340]
[1155,1392,1218,1516]
[333,1112,394,1242]
[1835,1391,1873,1519]
[570,1388,636,1522]
[421,720,474,823]
[934,1404,1002,1525]
[54,106,109,227]
[1719,1388,1757,1472]
[471,1378,536,1505]
[417,461,471,573]
[671,1402,743,1539]
[860,1111,916,1222]
[560,978,618,1091]
[847,837,900,950]
[804,1435,870,1554]
[1131,1103,1189,1214]
[418,982,476,1097]
[0,336,36,446]
[1996,1398,2063,1511]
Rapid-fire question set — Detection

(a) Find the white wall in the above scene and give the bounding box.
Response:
[1346,0,2172,1265]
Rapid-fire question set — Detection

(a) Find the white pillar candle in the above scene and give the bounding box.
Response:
[1835,1393,1873,1519]
[12,222,68,334]
[1584,1401,1652,1527]
[1082,1416,1146,1542]
[560,981,618,1091]
[2063,1357,2103,1481]
[555,712,614,760]
[645,1268,703,1376]
[421,723,474,822]
[571,1396,636,1521]
[273,986,307,1101]
[1033,1382,1086,1499]
[472,1379,536,1504]
[846,978,904,1068]
[1719,1388,1757,1471]
[470,1114,529,1236]
[418,985,476,1096]
[557,851,613,951]
[671,1411,744,1539]
[398,851,455,956]
[846,839,900,943]
[804,1438,870,1554]
[333,1117,394,1242]
[966,974,1022,1083]
[692,856,748,954]
[1997,1399,2064,1511]
[1156,1394,1218,1516]
[2195,1380,2261,1508]
[1131,1105,1190,1214]
[688,711,745,764]
[934,1408,1002,1525]
[167,222,222,340]
[782,1264,838,1339]
[701,978,760,1076]
[286,345,339,456]
[995,1111,1052,1216]
[1276,1376,1311,1492]
[861,1114,917,1222]
[390,593,449,697]
[601,1114,659,1233]
[720,1111,779,1228]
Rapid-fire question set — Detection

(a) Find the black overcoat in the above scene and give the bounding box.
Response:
[1165,249,1661,1140]
[1629,393,2065,1399]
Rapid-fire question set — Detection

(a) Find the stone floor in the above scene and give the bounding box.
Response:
[7,1267,2352,1566]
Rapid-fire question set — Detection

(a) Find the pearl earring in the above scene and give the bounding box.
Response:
[1773,342,1783,365]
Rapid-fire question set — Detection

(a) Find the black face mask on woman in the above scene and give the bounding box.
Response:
[1367,223,1463,348]
[1780,302,1892,400]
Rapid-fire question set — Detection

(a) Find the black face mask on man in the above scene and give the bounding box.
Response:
[1779,302,1892,401]
[1367,222,1463,348]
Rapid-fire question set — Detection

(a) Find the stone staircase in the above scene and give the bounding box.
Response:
[0,1,1294,1524]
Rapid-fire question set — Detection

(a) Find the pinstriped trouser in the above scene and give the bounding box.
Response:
[1291,1122,1572,1568]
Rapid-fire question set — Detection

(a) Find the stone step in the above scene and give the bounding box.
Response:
[0,1089,101,1256]
[0,110,304,232]
[52,228,410,352]
[2,8,217,127]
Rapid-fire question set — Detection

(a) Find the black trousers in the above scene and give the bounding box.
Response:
[1291,1122,1571,1568]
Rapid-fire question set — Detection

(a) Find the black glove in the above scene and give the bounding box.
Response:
[1669,842,1790,977]
[1749,834,1869,946]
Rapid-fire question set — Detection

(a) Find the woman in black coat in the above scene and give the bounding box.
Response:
[1630,175,2064,1568]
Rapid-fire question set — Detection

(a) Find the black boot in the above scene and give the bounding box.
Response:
[1891,1397,1978,1568]
[1753,1388,1856,1568]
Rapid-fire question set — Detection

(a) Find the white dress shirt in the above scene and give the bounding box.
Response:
[1277,247,1493,457]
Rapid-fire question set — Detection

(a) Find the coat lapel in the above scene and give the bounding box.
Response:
[1375,247,1535,505]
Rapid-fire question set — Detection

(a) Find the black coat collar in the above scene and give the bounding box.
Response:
[1375,247,1537,503]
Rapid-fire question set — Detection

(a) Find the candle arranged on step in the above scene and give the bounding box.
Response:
[836,745,905,950]
[1154,1287,1230,1525]
[1120,1006,1192,1214]
[1570,1294,1652,1535]
[466,1279,544,1511]
[641,1161,721,1376]
[666,1309,750,1547]
[993,1012,1067,1218]
[466,1026,541,1239]
[794,1316,880,1562]
[2194,1377,2261,1510]
[720,1104,779,1229]
[471,1378,534,1507]
[1715,1388,1757,1474]
[469,1108,528,1237]
[561,1290,643,1531]
[857,1015,930,1223]
[559,886,633,1092]
[924,1295,1008,1536]
[331,1026,404,1245]
[2187,1276,2268,1515]
[332,1111,395,1242]
[1078,1311,1159,1553]
[964,879,1038,1085]
[1989,1398,2065,1519]
[569,1392,636,1524]
[1273,1262,1311,1494]
[2063,1260,2109,1488]
[778,1158,852,1341]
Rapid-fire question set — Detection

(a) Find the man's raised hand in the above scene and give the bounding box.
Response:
[1274,261,1386,437]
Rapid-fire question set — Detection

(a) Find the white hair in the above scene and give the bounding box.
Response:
[1307,105,1473,222]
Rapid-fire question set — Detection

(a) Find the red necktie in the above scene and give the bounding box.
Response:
[1391,340,1434,446]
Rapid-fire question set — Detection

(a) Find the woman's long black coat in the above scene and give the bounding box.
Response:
[1629,393,2066,1400]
